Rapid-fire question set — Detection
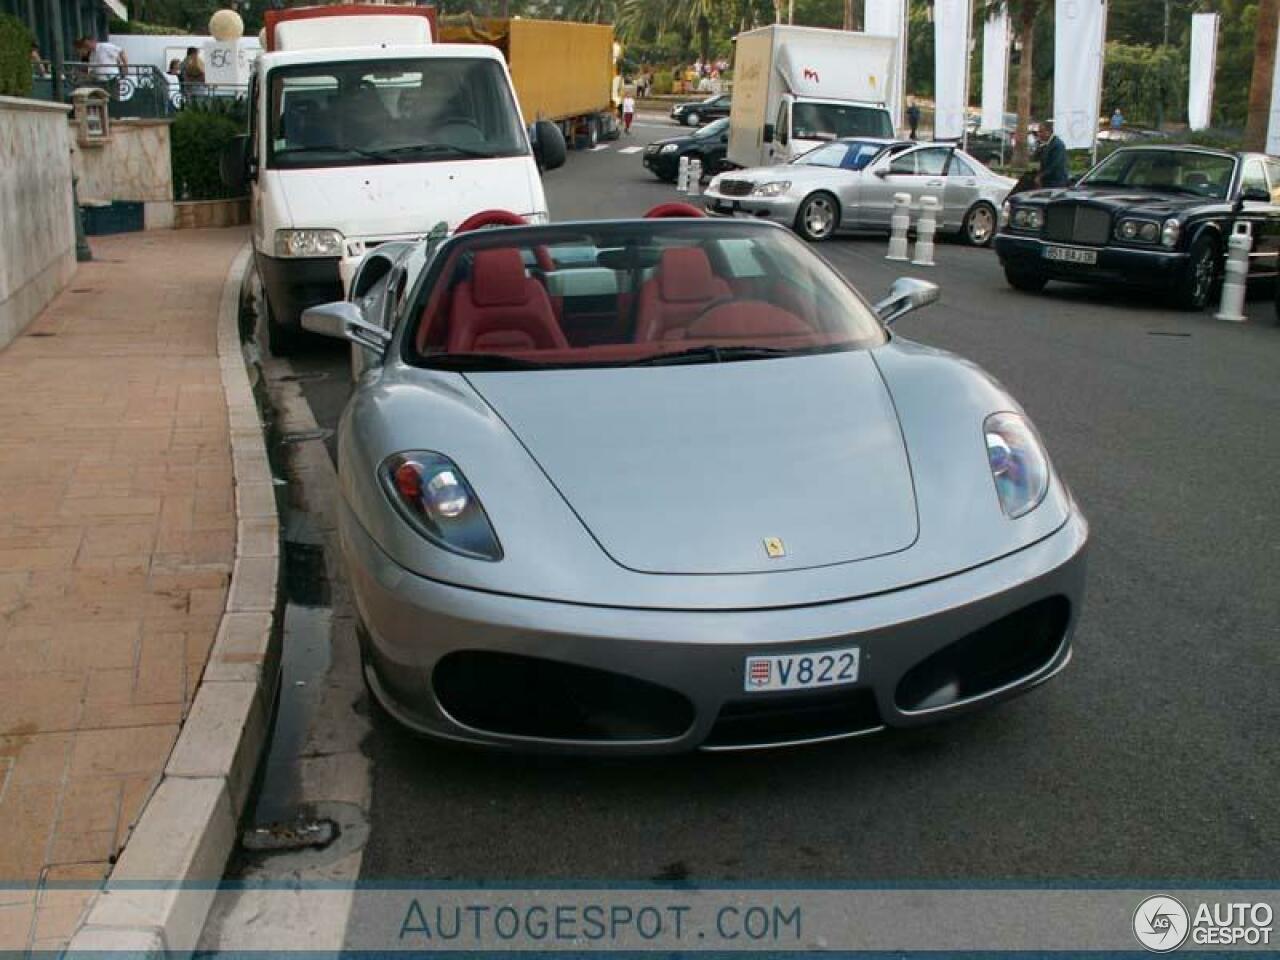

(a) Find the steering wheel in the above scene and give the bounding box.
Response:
[454,209,555,273]
[644,202,707,219]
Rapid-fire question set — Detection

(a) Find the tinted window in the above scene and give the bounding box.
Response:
[1079,149,1235,199]
[949,154,977,177]
[889,147,949,175]
[1242,159,1269,199]
[791,102,893,141]
[795,142,849,167]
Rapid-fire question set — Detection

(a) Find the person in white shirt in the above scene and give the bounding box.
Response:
[622,92,635,135]
[74,36,127,81]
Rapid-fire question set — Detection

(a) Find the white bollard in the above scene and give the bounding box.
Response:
[688,158,703,197]
[677,156,691,193]
[911,195,940,267]
[1215,221,1252,322]
[886,192,912,261]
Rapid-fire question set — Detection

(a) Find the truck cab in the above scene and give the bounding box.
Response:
[228,6,565,352]
[766,94,896,164]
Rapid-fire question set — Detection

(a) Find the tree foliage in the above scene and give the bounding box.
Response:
[0,13,33,99]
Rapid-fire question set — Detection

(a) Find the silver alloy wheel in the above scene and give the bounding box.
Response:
[965,204,995,245]
[800,194,837,241]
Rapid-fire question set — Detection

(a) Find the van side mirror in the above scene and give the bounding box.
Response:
[763,123,774,144]
[220,134,253,189]
[533,120,567,172]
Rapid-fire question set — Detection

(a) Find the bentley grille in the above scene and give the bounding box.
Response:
[1044,204,1112,245]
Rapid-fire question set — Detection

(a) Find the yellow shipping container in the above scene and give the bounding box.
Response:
[438,16,615,124]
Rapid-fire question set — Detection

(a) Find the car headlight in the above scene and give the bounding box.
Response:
[660,143,680,154]
[1011,208,1043,231]
[274,229,344,258]
[1116,218,1160,243]
[1161,218,1181,248]
[751,180,791,197]
[380,452,502,561]
[1000,200,1011,227]
[984,412,1049,519]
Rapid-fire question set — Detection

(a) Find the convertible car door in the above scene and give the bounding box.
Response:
[859,146,952,228]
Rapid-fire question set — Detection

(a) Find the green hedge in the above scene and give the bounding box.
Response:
[0,14,33,99]
[171,104,244,201]
[652,69,674,96]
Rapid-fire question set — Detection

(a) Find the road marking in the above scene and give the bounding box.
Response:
[590,144,611,152]
[617,146,643,154]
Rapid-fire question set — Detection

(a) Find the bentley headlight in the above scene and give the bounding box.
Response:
[274,229,344,258]
[1161,218,1181,248]
[381,452,502,561]
[984,412,1049,519]
[751,180,791,197]
[1011,208,1043,231]
[660,143,680,154]
[1116,218,1160,243]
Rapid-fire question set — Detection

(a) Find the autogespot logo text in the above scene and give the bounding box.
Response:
[1133,895,1190,953]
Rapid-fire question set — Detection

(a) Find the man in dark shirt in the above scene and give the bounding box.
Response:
[1035,120,1069,189]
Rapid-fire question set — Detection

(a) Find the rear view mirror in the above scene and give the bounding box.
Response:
[301,301,392,351]
[763,123,775,144]
[533,120,567,172]
[874,277,940,326]
[1241,185,1270,203]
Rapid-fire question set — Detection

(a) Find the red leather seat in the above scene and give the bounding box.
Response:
[634,247,732,342]
[447,248,569,353]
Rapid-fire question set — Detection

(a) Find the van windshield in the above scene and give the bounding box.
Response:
[267,57,530,168]
[792,102,894,141]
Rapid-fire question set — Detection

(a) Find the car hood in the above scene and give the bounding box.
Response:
[1015,186,1211,216]
[464,351,918,576]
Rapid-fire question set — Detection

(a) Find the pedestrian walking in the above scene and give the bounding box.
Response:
[1110,107,1124,129]
[1034,119,1069,189]
[622,92,635,134]
[74,36,127,94]
[906,99,921,140]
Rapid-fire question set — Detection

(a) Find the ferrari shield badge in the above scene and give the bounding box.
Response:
[764,537,786,558]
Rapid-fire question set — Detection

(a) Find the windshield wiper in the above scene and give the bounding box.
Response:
[368,142,503,160]
[274,144,399,164]
[631,345,797,367]
[422,352,541,371]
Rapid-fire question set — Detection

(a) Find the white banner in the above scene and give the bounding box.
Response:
[1053,0,1108,149]
[865,0,908,129]
[981,10,1009,131]
[933,0,972,139]
[1188,13,1218,131]
[1266,17,1280,152]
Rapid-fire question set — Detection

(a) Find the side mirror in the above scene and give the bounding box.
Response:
[301,301,392,351]
[1240,185,1270,203]
[220,134,252,189]
[873,167,889,178]
[762,123,775,144]
[874,277,940,326]
[532,120,567,172]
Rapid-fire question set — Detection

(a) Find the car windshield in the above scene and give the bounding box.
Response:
[795,140,889,170]
[693,118,729,140]
[792,102,894,141]
[1077,149,1236,199]
[406,221,887,370]
[267,57,529,169]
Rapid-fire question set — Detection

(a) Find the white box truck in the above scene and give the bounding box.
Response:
[726,25,898,170]
[223,4,566,353]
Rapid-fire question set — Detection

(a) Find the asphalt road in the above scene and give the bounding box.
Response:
[275,117,1280,885]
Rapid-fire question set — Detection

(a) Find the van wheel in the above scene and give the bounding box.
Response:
[795,192,839,242]
[587,116,599,147]
[263,295,299,356]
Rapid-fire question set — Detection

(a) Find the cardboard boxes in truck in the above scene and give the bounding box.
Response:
[727,25,898,169]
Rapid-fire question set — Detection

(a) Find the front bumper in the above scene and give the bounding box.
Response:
[643,150,680,179]
[701,191,801,226]
[255,252,343,329]
[343,500,1089,754]
[995,233,1189,286]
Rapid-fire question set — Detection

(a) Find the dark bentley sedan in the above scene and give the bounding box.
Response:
[643,117,729,182]
[996,146,1280,309]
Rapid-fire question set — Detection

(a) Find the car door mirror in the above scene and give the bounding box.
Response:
[1240,185,1270,203]
[301,301,392,351]
[763,123,775,144]
[532,119,567,172]
[874,277,940,326]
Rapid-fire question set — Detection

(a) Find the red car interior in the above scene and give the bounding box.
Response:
[445,249,569,353]
[633,248,733,341]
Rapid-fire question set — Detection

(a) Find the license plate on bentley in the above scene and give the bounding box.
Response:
[1042,245,1098,264]
[744,646,860,693]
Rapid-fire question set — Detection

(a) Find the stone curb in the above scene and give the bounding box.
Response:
[67,243,281,956]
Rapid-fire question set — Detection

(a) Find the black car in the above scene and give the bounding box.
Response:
[996,145,1280,309]
[643,117,729,182]
[670,93,731,127]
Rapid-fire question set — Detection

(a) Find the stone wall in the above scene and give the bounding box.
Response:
[72,118,176,231]
[0,97,78,352]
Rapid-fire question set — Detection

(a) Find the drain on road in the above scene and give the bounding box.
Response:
[275,371,330,383]
[242,818,338,853]
[281,428,333,445]
[283,540,330,608]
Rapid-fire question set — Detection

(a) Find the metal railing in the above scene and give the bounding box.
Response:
[30,62,248,119]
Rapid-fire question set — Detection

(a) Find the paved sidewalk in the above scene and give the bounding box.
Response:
[0,228,248,952]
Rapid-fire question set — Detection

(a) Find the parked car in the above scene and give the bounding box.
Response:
[300,210,1087,753]
[643,117,729,182]
[671,93,731,126]
[995,145,1280,309]
[704,139,1015,245]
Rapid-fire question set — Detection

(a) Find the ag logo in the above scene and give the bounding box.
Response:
[1133,895,1190,952]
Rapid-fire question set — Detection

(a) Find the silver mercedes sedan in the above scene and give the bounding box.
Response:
[704,139,1016,245]
[302,212,1087,754]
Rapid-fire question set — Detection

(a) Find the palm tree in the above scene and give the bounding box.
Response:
[987,0,1048,166]
[559,0,619,23]
[1244,0,1278,149]
[618,0,722,63]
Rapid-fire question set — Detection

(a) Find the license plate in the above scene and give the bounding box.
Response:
[744,646,860,693]
[1042,244,1098,264]
[713,199,737,213]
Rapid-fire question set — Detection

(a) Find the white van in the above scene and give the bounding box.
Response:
[225,10,565,352]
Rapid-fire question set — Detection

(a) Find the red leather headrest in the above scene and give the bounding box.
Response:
[471,249,528,307]
[659,247,720,303]
[645,202,706,219]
